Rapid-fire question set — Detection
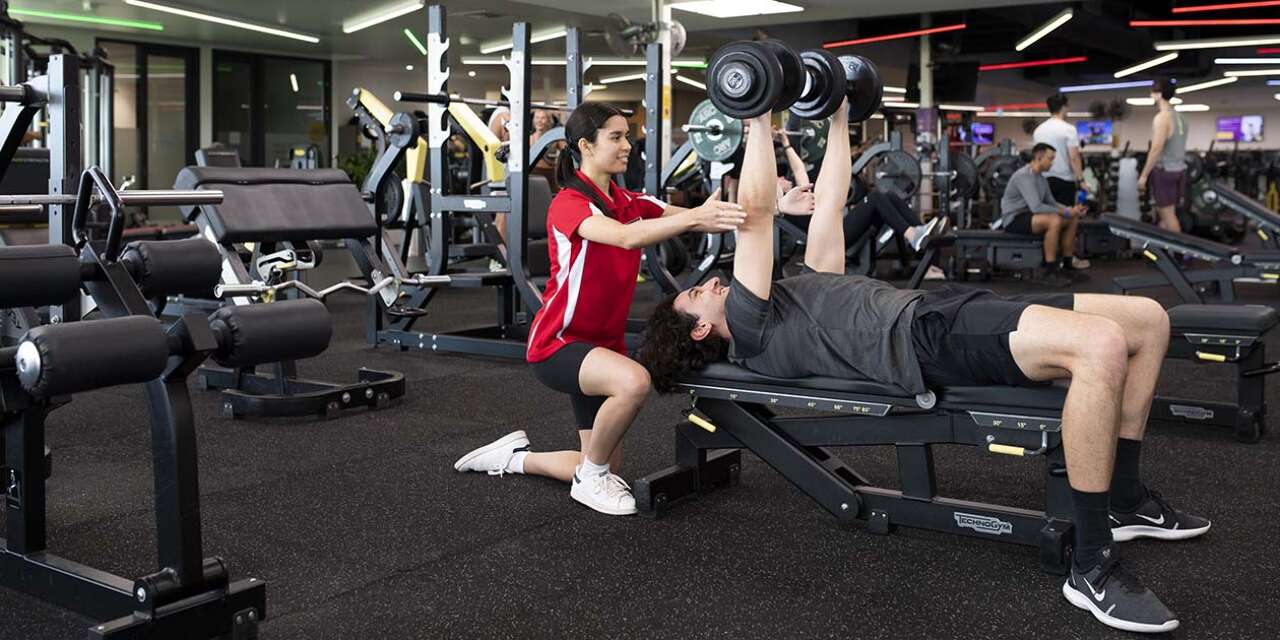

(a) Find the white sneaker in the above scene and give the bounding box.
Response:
[570,467,637,516]
[907,217,942,253]
[453,431,529,476]
[924,265,947,280]
[1071,256,1092,270]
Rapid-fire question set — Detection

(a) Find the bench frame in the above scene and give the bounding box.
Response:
[635,379,1075,575]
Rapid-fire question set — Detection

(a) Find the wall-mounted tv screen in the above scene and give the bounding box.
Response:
[970,122,994,144]
[1077,120,1113,145]
[1217,115,1264,142]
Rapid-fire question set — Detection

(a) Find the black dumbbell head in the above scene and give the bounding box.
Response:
[789,49,845,121]
[841,54,884,123]
[759,40,805,113]
[707,40,784,119]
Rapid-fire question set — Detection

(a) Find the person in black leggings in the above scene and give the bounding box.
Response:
[783,190,943,254]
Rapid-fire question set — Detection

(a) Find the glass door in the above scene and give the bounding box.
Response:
[99,40,198,223]
[213,51,331,168]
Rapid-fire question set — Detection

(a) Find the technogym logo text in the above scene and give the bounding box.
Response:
[953,512,1013,536]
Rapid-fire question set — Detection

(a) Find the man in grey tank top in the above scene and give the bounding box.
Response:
[1137,78,1188,233]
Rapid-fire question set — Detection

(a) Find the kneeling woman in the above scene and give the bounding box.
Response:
[454,102,746,515]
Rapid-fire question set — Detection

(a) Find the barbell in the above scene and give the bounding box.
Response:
[706,39,883,122]
[0,190,222,208]
[682,99,821,162]
[393,90,634,117]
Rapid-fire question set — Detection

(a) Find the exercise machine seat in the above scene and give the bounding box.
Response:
[1102,214,1236,261]
[1210,181,1280,230]
[1167,304,1279,334]
[687,362,1067,411]
[174,167,377,243]
[955,229,1042,242]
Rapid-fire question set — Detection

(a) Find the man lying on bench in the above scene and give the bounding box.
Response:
[637,98,1208,634]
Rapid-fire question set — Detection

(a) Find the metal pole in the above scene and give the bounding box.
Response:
[46,54,80,324]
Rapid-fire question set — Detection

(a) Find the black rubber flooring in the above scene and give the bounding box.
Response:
[2,252,1278,639]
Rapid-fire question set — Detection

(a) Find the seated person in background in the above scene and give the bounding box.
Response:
[996,143,1089,287]
[638,98,1208,636]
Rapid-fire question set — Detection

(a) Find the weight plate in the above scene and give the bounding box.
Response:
[943,150,980,199]
[794,116,828,164]
[875,149,921,200]
[849,173,869,205]
[687,99,744,162]
[983,155,1024,199]
[379,170,406,227]
[707,41,784,119]
[840,54,884,123]
[760,40,805,112]
[790,49,844,121]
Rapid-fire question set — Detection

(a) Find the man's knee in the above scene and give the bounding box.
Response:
[1072,317,1129,382]
[1133,296,1170,344]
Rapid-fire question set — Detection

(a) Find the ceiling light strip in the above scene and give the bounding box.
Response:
[1156,34,1280,51]
[1016,8,1074,52]
[343,1,424,34]
[823,23,966,49]
[1178,76,1239,92]
[1115,52,1179,78]
[9,8,165,31]
[1059,79,1154,93]
[1173,1,1280,13]
[1134,19,1280,27]
[123,0,318,43]
[979,56,1086,72]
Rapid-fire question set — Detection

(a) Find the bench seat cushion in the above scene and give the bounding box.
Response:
[1167,304,1279,334]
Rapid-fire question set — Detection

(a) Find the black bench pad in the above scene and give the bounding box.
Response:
[1167,304,1279,334]
[174,167,377,243]
[955,230,1043,243]
[685,363,1067,411]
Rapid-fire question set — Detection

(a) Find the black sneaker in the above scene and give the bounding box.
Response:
[1062,544,1179,634]
[1041,268,1074,288]
[1111,490,1211,542]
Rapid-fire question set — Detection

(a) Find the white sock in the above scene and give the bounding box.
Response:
[506,451,528,474]
[578,458,610,480]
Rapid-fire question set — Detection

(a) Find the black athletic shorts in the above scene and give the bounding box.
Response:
[1005,212,1033,235]
[529,342,606,430]
[1046,176,1078,207]
[911,286,1074,388]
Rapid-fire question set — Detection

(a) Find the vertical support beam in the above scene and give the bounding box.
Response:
[148,377,205,583]
[655,0,673,163]
[45,54,81,324]
[504,22,542,315]
[565,27,583,111]
[4,407,48,554]
[643,43,663,198]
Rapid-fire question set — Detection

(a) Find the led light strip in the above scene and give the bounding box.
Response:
[1156,34,1280,51]
[1175,76,1239,93]
[1059,79,1153,93]
[343,1,424,34]
[1016,8,1074,52]
[599,72,646,84]
[1115,52,1179,78]
[824,23,966,49]
[461,56,706,67]
[124,0,318,43]
[9,8,164,31]
[675,75,706,90]
[480,25,568,54]
[405,29,427,56]
[1134,19,1280,27]
[979,56,1085,72]
[1173,0,1280,12]
[1224,68,1280,77]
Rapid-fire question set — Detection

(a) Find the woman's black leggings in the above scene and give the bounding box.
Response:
[784,191,922,245]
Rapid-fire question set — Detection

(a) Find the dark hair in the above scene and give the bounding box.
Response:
[555,102,629,216]
[1046,93,1068,115]
[1032,142,1056,158]
[635,294,729,393]
[1152,77,1177,100]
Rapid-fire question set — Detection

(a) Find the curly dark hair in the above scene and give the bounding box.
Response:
[635,294,729,393]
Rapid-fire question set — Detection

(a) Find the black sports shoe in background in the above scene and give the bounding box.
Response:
[1111,490,1211,542]
[1063,543,1179,633]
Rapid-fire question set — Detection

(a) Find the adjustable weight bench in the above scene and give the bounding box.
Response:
[1210,180,1280,247]
[173,166,407,419]
[1102,215,1278,441]
[1104,214,1280,304]
[951,229,1044,281]
[635,363,1075,574]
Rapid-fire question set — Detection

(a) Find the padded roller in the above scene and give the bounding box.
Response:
[0,244,82,308]
[16,315,169,397]
[120,237,223,298]
[209,299,332,368]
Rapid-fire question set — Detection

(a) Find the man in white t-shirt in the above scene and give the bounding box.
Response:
[1033,93,1085,208]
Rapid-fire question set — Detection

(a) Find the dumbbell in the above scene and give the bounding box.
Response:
[706,39,883,122]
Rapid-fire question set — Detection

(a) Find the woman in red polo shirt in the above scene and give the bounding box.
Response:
[453,102,746,515]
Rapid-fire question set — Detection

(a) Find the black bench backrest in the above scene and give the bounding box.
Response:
[195,146,242,168]
[174,167,377,243]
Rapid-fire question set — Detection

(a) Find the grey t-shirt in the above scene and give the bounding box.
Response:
[724,271,927,395]
[996,165,1062,229]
